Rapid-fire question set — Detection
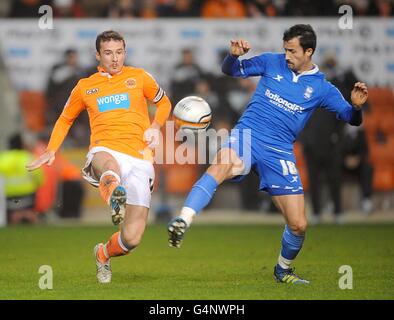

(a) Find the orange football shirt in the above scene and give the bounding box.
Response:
[47,66,171,159]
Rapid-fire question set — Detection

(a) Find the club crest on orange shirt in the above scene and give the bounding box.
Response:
[125,78,137,89]
[86,88,99,95]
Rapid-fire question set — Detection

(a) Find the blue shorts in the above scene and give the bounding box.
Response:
[221,128,304,196]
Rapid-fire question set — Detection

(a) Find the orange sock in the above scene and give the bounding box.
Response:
[99,173,120,204]
[96,244,109,263]
[105,231,129,258]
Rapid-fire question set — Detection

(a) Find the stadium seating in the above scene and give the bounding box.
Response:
[163,163,199,194]
[369,142,394,166]
[373,165,394,192]
[367,87,394,109]
[19,90,47,132]
[379,116,394,136]
[370,134,394,191]
[362,87,394,193]
[293,141,309,191]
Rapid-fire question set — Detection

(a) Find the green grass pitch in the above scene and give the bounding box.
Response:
[0,224,393,299]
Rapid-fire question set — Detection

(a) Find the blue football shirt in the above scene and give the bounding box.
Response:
[224,53,357,151]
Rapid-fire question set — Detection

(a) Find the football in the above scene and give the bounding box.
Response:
[173,96,212,132]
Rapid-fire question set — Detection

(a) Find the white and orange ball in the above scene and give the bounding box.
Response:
[173,96,212,132]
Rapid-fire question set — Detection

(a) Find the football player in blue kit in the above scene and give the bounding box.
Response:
[167,24,368,284]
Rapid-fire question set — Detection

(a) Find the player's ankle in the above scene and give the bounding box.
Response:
[179,207,196,227]
[99,180,119,204]
[99,171,121,203]
[97,244,109,263]
[277,255,293,270]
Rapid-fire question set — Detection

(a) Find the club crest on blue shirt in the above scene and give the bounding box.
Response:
[303,86,313,99]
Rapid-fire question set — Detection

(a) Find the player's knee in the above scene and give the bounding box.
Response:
[102,159,119,173]
[121,233,142,250]
[208,148,243,181]
[288,220,308,235]
[92,152,119,173]
[207,163,233,184]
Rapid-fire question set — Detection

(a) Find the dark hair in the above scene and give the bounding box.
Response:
[95,30,125,52]
[64,48,77,57]
[283,24,317,55]
[8,133,23,150]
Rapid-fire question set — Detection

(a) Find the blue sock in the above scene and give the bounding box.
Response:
[279,225,305,265]
[184,173,218,215]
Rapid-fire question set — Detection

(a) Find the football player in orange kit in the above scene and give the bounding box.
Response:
[26,30,172,284]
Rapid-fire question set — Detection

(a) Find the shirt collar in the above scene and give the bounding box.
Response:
[97,65,124,78]
[291,64,319,83]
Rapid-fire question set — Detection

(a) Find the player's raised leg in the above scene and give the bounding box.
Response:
[271,194,309,284]
[168,147,244,248]
[94,204,149,283]
[91,151,126,225]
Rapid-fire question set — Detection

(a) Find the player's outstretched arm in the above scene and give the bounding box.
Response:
[26,150,55,171]
[222,39,266,78]
[322,82,367,126]
[351,82,368,109]
[26,82,85,172]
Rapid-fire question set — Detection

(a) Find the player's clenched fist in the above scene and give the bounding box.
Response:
[230,39,250,57]
[351,82,368,109]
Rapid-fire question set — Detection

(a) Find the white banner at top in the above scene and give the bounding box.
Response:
[0,18,393,91]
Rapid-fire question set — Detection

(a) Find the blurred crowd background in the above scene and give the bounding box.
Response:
[0,0,393,226]
[1,0,393,18]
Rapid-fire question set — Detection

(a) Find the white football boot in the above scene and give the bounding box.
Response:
[94,243,112,284]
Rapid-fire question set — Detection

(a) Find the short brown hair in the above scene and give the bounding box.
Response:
[95,30,126,52]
